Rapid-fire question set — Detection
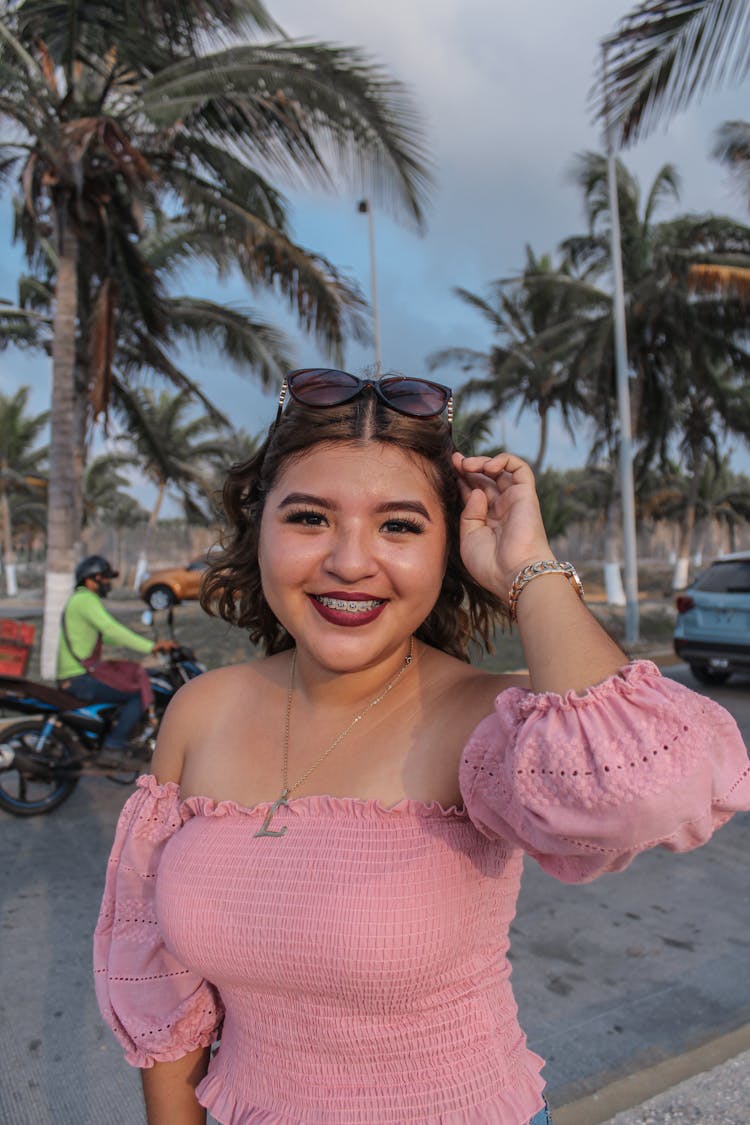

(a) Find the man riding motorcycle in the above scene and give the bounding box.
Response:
[57,556,175,755]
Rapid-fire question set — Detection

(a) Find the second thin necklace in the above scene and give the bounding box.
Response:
[254,637,415,838]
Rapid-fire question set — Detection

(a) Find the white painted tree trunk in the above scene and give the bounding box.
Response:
[604,561,626,606]
[603,492,626,606]
[133,552,149,590]
[5,563,17,597]
[40,222,78,681]
[672,556,691,591]
[41,570,73,680]
[1,487,17,597]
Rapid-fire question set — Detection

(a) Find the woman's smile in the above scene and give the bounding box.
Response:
[309,591,388,626]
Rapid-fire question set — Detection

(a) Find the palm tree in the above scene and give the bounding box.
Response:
[0,387,48,595]
[437,154,750,598]
[557,153,750,587]
[0,0,432,676]
[112,385,230,584]
[83,454,149,579]
[638,455,750,560]
[83,453,141,527]
[428,248,589,472]
[596,0,750,147]
[4,235,292,446]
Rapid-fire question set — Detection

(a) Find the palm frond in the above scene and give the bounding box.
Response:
[642,162,681,227]
[712,119,750,202]
[426,347,490,375]
[164,297,292,386]
[0,301,49,348]
[688,262,750,300]
[596,0,750,146]
[114,345,230,427]
[142,41,433,228]
[11,0,284,77]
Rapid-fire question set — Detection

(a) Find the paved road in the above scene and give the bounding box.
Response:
[0,665,748,1123]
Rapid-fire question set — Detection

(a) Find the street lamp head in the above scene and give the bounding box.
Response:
[357,199,369,213]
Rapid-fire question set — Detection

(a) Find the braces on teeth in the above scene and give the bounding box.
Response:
[316,596,382,613]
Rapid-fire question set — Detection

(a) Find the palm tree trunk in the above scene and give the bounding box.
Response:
[40,219,78,680]
[532,409,549,474]
[133,480,166,589]
[603,488,626,606]
[0,478,17,597]
[672,460,702,590]
[72,363,88,558]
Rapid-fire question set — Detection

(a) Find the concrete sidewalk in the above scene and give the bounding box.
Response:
[557,1026,750,1124]
[604,1048,750,1124]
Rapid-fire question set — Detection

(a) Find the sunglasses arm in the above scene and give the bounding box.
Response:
[274,379,289,427]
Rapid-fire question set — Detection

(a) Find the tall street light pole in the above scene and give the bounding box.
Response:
[357,198,382,373]
[603,44,639,645]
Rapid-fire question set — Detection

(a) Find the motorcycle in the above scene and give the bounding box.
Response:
[0,625,204,816]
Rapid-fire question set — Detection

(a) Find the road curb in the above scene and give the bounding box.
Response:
[553,1022,750,1125]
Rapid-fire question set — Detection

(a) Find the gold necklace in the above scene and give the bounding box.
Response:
[254,637,415,838]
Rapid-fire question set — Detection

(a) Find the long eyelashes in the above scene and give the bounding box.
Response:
[381,518,425,535]
[281,508,425,535]
[282,507,327,526]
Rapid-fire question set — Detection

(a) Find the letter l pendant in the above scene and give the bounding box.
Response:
[254,790,289,837]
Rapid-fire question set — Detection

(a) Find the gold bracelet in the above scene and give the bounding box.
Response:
[508,560,584,622]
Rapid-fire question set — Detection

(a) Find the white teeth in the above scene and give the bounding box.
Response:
[315,596,383,613]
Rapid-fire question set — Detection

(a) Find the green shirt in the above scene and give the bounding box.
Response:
[57,587,154,680]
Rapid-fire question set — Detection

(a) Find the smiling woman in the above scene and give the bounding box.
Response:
[92,372,750,1125]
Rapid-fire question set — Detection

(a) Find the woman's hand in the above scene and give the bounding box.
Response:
[453,451,627,691]
[452,451,552,597]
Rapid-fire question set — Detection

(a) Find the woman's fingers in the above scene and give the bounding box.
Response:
[459,487,488,532]
[453,451,534,487]
[453,452,536,515]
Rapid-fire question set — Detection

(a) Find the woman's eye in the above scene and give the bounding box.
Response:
[284,509,328,527]
[381,518,425,535]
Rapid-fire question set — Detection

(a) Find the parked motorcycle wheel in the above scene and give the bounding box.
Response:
[0,719,79,816]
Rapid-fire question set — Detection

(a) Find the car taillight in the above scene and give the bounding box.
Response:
[675,595,695,614]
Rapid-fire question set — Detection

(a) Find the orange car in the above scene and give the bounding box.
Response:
[139,556,213,610]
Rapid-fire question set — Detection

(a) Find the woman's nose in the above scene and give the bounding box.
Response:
[324,527,377,581]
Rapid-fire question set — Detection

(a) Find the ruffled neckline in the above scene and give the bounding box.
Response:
[135,773,466,821]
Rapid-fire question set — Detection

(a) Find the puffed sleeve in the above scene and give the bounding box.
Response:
[460,660,750,884]
[93,775,224,1067]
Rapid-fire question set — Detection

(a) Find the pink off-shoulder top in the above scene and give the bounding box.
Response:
[93,662,750,1125]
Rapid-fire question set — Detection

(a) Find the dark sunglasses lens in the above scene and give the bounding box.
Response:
[289,369,360,406]
[379,378,449,416]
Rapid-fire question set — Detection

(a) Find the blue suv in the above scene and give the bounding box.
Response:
[673,552,750,685]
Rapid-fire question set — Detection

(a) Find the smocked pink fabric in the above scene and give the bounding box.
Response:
[94,661,750,1124]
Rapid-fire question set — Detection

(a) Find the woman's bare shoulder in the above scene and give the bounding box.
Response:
[426,645,529,698]
[151,656,285,783]
[419,645,530,739]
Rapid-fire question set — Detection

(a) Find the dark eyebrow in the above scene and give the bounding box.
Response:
[277,492,333,509]
[376,500,432,520]
[277,493,432,521]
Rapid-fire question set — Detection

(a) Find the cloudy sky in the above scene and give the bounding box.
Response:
[1,0,747,491]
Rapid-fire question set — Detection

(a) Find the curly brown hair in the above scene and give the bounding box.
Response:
[201,390,508,660]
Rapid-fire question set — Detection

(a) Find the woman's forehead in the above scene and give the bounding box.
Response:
[273,441,442,499]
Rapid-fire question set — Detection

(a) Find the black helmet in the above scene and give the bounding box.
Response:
[75,555,119,586]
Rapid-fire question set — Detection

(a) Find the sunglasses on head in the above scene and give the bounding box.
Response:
[275,369,454,429]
